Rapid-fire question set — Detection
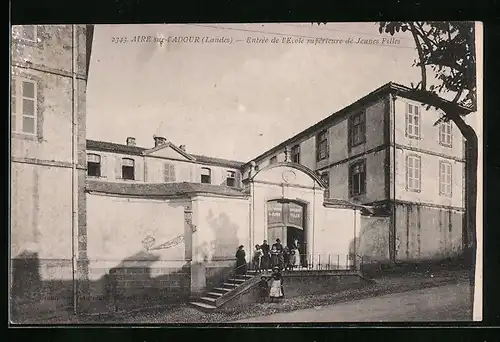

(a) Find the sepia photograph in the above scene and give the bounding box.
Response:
[9,22,483,325]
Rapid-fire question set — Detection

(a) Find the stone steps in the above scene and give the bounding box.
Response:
[189,301,216,311]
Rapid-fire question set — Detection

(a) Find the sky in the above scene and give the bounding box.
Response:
[86,22,478,162]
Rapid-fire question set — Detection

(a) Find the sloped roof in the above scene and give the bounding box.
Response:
[86,180,249,198]
[243,81,474,167]
[87,139,146,155]
[190,154,245,168]
[86,139,245,168]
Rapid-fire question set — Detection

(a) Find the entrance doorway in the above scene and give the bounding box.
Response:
[267,200,306,266]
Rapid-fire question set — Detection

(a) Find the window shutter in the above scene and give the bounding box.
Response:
[135,159,143,181]
[115,157,122,179]
[235,170,241,187]
[170,164,176,182]
[163,163,170,182]
[100,155,107,178]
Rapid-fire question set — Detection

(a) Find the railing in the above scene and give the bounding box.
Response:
[245,254,364,272]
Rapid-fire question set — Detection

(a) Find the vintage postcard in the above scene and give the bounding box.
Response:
[9,22,483,324]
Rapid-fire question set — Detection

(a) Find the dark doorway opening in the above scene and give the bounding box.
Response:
[267,199,307,267]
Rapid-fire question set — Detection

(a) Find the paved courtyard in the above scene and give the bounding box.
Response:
[232,282,471,323]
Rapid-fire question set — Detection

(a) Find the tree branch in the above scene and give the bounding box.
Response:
[409,22,427,91]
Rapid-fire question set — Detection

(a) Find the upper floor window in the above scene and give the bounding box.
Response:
[406,103,421,139]
[201,167,211,184]
[439,120,453,147]
[13,25,38,42]
[226,171,236,187]
[291,145,300,163]
[122,158,135,180]
[164,162,176,183]
[406,155,421,192]
[320,172,330,198]
[439,161,452,196]
[87,154,101,177]
[11,77,37,135]
[270,156,277,164]
[316,130,329,161]
[349,111,366,147]
[349,160,366,197]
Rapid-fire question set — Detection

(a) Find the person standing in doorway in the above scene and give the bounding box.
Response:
[235,245,247,275]
[270,245,279,269]
[260,240,270,271]
[272,239,284,270]
[283,246,291,271]
[291,245,300,269]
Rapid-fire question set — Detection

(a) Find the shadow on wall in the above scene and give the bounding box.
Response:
[349,215,391,278]
[204,210,241,290]
[10,249,192,322]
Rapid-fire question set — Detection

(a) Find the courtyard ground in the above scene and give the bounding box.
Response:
[232,282,471,322]
[23,267,470,324]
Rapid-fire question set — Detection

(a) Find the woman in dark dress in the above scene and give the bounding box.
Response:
[260,240,270,271]
[270,245,279,269]
[235,245,247,275]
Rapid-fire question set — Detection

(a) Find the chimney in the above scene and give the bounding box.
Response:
[153,135,167,147]
[126,137,136,146]
[179,145,186,152]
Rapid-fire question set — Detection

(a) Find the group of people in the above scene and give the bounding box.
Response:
[234,238,303,302]
[252,238,302,272]
[235,245,285,301]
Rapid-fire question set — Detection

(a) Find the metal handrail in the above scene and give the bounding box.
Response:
[254,253,363,272]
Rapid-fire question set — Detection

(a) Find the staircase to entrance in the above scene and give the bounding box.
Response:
[189,254,367,312]
[190,263,259,312]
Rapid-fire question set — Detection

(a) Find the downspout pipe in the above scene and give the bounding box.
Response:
[71,25,79,315]
[391,93,397,263]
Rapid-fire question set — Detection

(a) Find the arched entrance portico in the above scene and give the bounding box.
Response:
[247,161,327,262]
[267,199,307,266]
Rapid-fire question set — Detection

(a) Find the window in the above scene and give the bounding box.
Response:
[201,167,211,184]
[406,155,421,192]
[87,154,101,177]
[316,130,329,161]
[439,161,452,196]
[349,111,366,147]
[122,158,135,180]
[291,145,300,163]
[406,103,421,138]
[349,160,366,197]
[439,120,452,147]
[270,156,277,164]
[164,162,176,183]
[11,77,37,135]
[13,25,37,42]
[226,171,236,187]
[320,172,330,198]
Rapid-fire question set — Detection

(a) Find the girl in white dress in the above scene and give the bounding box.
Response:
[269,267,284,302]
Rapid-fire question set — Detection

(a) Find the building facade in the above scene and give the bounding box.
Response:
[241,82,469,263]
[10,24,93,320]
[10,25,472,320]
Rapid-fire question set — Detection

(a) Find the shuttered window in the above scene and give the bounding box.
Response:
[164,163,176,182]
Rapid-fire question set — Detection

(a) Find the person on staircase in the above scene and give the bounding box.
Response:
[260,240,270,271]
[270,245,279,269]
[235,245,247,275]
[252,244,263,273]
[272,239,284,271]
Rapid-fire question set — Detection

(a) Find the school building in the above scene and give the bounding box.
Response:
[10,24,472,319]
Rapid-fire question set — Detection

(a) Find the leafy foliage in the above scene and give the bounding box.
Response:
[379,22,476,114]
